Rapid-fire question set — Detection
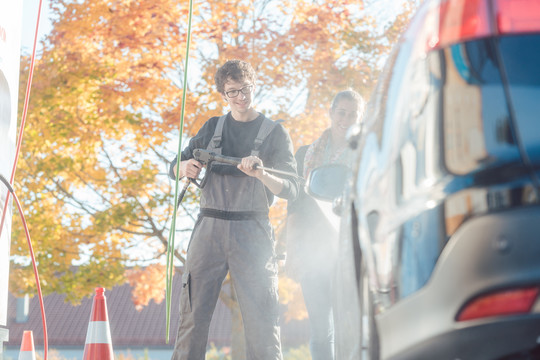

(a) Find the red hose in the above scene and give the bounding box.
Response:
[0,176,48,359]
[0,0,48,358]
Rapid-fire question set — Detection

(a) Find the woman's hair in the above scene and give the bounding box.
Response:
[214,60,257,94]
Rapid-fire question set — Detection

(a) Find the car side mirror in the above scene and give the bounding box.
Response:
[306,164,350,201]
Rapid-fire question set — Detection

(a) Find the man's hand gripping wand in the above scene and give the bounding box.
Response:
[193,148,302,179]
[176,148,303,209]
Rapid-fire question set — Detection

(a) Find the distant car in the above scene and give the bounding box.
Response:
[308,0,540,359]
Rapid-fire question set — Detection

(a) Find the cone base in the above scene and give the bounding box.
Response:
[18,350,37,360]
[83,343,114,360]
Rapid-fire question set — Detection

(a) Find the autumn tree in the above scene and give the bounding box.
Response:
[11,0,416,353]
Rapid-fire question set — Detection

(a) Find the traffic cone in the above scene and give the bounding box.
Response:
[18,331,36,360]
[83,287,114,360]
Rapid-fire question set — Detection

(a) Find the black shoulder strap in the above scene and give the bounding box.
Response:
[295,145,310,176]
[207,114,277,157]
[207,114,228,154]
[251,116,277,157]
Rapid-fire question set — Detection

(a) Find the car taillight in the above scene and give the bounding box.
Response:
[437,0,491,49]
[457,287,540,321]
[427,0,540,50]
[495,0,540,34]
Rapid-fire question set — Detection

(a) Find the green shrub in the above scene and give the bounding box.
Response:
[206,343,232,360]
[284,344,311,360]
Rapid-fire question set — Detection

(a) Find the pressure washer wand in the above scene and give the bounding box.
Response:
[193,148,302,180]
[175,180,191,210]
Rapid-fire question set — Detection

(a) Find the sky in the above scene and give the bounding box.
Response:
[21,0,52,53]
[21,0,411,50]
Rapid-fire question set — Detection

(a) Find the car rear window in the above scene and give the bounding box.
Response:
[499,34,540,166]
[442,35,540,176]
[443,38,519,175]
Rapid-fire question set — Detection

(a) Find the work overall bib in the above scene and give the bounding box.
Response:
[172,115,283,360]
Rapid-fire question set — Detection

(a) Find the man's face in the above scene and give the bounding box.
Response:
[222,79,255,114]
[330,99,359,140]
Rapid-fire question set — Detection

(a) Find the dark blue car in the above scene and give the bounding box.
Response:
[308,0,540,358]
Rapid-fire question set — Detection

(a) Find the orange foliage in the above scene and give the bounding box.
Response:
[279,275,308,322]
[125,264,166,311]
[13,0,415,314]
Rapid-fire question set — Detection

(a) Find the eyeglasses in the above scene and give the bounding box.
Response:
[225,85,253,98]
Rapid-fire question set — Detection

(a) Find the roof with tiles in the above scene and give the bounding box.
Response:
[5,270,309,349]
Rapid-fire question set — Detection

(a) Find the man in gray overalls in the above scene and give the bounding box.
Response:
[169,59,299,360]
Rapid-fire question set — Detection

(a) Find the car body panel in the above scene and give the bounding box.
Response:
[378,207,540,359]
[328,0,540,358]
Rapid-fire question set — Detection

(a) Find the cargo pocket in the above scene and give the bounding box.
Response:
[254,218,276,248]
[180,272,192,314]
[265,276,280,323]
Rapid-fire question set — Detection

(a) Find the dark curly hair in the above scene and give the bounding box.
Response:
[214,59,257,94]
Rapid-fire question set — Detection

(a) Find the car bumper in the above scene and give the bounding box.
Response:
[377,206,540,360]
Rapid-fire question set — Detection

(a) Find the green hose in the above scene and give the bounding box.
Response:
[166,0,194,343]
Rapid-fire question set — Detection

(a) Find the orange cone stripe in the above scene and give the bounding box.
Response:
[90,300,109,322]
[83,343,114,360]
[84,321,112,344]
[20,331,34,352]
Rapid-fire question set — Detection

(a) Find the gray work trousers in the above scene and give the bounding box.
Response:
[171,215,283,360]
